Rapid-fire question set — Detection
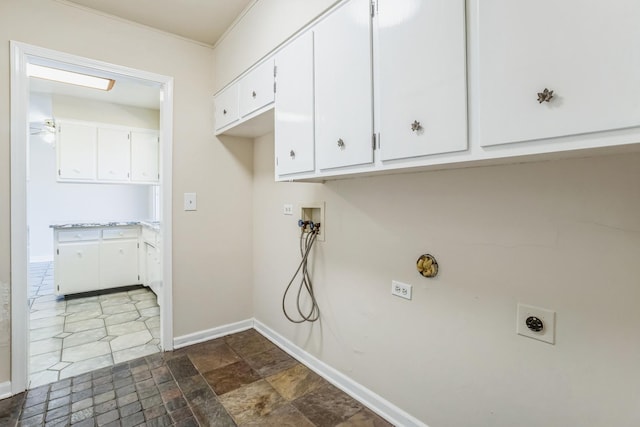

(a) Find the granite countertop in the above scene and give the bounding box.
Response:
[50,221,146,229]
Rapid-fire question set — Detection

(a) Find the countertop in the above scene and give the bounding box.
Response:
[50,221,160,230]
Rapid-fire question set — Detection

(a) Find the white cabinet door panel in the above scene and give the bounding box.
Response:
[214,83,239,131]
[57,122,97,180]
[239,59,275,118]
[377,0,467,160]
[97,128,130,181]
[100,239,139,289]
[56,241,100,295]
[315,0,373,170]
[477,0,640,146]
[275,32,315,176]
[131,131,159,182]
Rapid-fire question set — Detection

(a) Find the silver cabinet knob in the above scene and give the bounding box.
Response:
[289,150,295,159]
[337,138,345,149]
[411,120,422,132]
[252,91,257,99]
[223,109,227,115]
[537,88,554,103]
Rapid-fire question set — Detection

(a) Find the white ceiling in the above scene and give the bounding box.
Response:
[63,0,255,46]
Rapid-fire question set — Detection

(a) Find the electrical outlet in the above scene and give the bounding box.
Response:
[283,204,293,215]
[517,303,556,344]
[391,280,412,300]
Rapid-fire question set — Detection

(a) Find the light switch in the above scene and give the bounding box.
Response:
[184,193,197,211]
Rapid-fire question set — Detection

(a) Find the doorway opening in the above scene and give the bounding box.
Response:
[10,42,174,394]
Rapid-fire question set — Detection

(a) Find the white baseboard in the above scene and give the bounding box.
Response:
[0,381,12,400]
[254,319,428,427]
[172,319,253,349]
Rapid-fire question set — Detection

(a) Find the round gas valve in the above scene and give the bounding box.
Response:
[526,316,544,332]
[416,254,438,278]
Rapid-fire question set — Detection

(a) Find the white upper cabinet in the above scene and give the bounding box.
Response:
[275,32,315,177]
[131,131,160,183]
[97,127,131,181]
[477,0,640,147]
[57,121,97,180]
[314,0,374,170]
[239,58,275,118]
[376,0,467,161]
[214,82,239,131]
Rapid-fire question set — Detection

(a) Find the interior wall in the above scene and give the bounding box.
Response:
[52,95,160,128]
[253,135,640,427]
[0,0,254,385]
[213,2,640,426]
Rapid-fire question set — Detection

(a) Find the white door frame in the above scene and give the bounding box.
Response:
[10,41,174,394]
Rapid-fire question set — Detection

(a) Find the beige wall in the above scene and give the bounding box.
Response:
[216,2,640,426]
[52,95,160,129]
[0,0,254,384]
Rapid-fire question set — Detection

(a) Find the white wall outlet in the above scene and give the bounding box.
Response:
[391,280,412,300]
[283,204,293,215]
[184,193,197,211]
[517,303,556,344]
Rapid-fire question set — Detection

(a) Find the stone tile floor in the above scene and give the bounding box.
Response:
[1,329,394,426]
[29,262,161,388]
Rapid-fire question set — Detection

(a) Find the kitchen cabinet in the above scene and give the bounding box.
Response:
[376,0,467,161]
[239,58,275,118]
[99,228,140,289]
[54,225,142,296]
[57,121,97,180]
[97,127,131,181]
[57,120,158,184]
[274,32,315,177]
[214,83,239,132]
[314,0,373,170]
[477,0,640,147]
[54,229,100,295]
[131,131,160,183]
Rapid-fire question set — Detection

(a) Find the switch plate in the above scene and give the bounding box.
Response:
[184,193,197,211]
[283,204,293,215]
[517,303,555,344]
[391,280,412,300]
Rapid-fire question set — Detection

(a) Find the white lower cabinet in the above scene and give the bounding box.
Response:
[314,0,374,170]
[55,241,100,296]
[54,226,142,296]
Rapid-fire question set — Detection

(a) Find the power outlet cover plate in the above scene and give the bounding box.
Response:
[517,303,556,344]
[391,280,412,300]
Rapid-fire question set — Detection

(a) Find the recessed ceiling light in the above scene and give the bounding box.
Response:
[27,64,115,91]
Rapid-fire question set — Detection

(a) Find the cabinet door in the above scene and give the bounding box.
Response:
[477,0,640,146]
[57,122,97,180]
[131,131,159,182]
[239,59,275,118]
[55,241,100,295]
[214,83,239,131]
[315,0,374,170]
[100,239,139,289]
[275,32,315,176]
[377,0,467,161]
[97,128,131,181]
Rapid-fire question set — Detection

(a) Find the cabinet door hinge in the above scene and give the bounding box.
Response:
[157,137,160,143]
[57,285,60,291]
[56,249,59,255]
[274,82,277,93]
[138,275,140,280]
[58,169,61,176]
[371,0,376,17]
[274,65,277,77]
[372,133,377,150]
[137,243,140,248]
[128,133,130,140]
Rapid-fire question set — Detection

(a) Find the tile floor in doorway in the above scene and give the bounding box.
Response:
[28,262,161,388]
[1,329,394,426]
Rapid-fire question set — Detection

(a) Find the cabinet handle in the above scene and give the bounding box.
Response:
[537,88,554,103]
[76,251,83,257]
[289,150,295,159]
[223,109,227,115]
[252,91,257,99]
[337,138,345,149]
[411,120,423,132]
